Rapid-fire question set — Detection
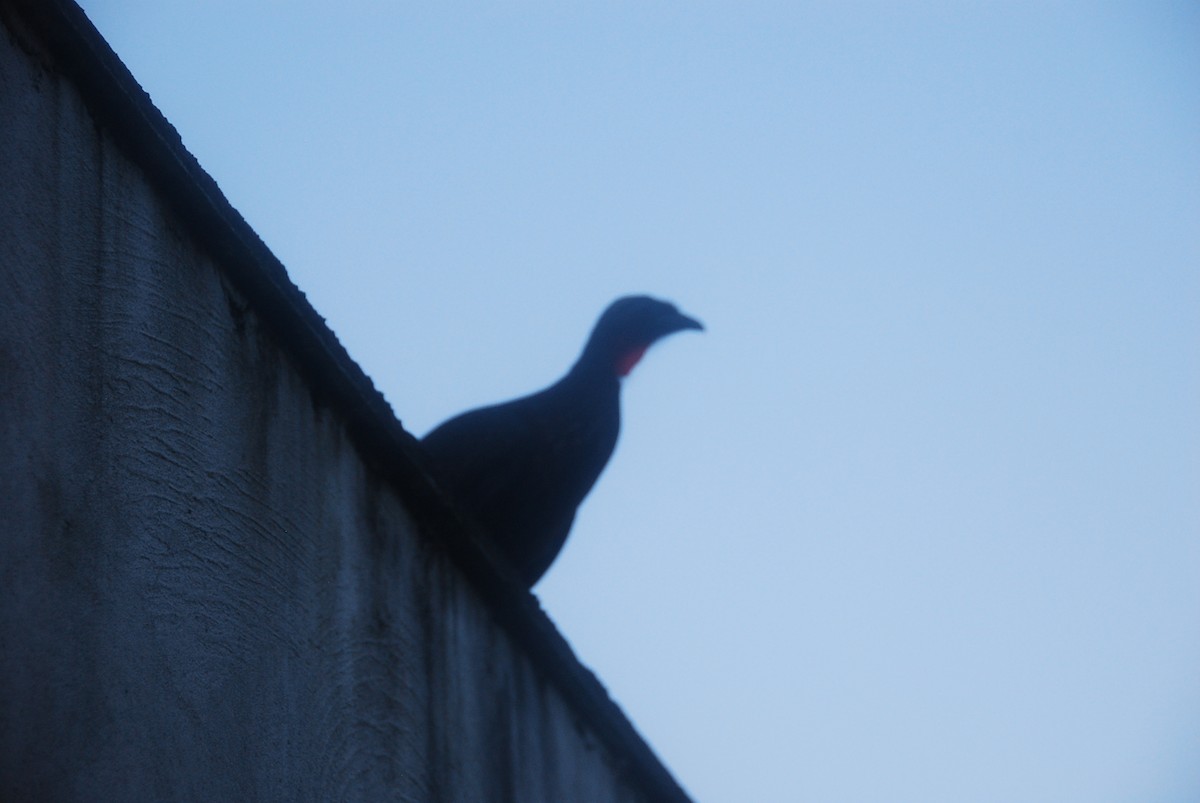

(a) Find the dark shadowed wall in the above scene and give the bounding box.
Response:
[0,3,689,801]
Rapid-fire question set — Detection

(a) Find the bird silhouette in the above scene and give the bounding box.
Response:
[421,295,703,587]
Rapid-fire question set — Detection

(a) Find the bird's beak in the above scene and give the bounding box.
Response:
[674,311,704,333]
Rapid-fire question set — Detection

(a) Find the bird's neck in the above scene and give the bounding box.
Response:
[564,350,625,390]
[615,345,648,377]
[573,337,646,382]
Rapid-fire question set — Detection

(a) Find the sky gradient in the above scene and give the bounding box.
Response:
[76,3,1199,801]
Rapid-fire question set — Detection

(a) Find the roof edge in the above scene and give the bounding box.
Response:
[4,1,692,800]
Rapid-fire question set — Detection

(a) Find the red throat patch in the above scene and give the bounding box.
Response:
[616,345,649,377]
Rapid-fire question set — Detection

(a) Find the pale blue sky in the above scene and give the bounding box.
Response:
[78,3,1199,801]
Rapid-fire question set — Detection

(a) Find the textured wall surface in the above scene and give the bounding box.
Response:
[0,5,679,801]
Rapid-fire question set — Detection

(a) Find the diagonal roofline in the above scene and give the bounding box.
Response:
[3,1,693,799]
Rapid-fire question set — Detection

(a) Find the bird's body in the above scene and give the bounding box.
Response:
[422,295,702,587]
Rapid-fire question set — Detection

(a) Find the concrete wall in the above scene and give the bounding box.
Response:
[0,3,688,801]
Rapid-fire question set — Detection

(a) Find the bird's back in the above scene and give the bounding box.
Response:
[421,374,620,585]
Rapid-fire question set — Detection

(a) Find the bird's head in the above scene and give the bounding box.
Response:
[578,295,704,378]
